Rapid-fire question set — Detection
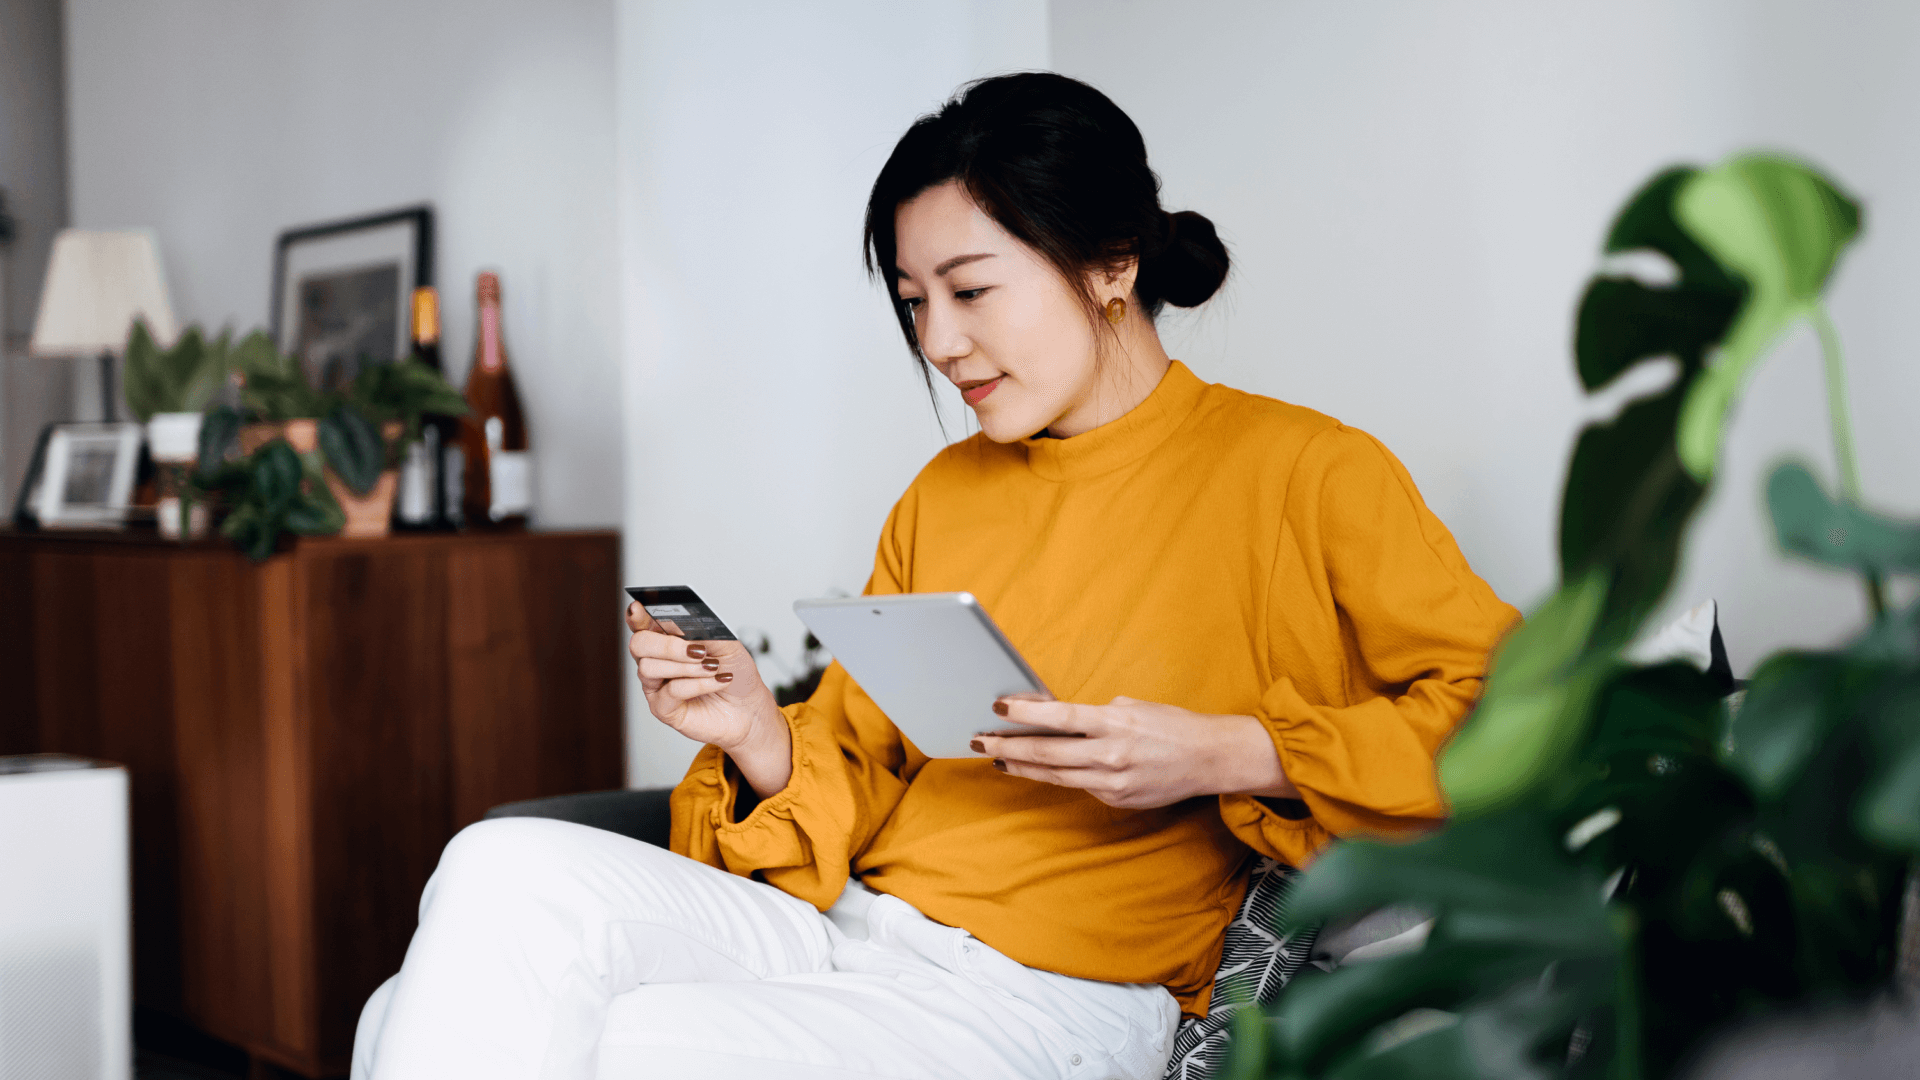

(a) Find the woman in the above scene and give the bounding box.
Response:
[353,73,1517,1080]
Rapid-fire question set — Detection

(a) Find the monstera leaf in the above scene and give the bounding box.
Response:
[1727,464,1920,863]
[1252,154,1900,1080]
[1438,572,1612,815]
[1672,156,1862,481]
[1446,167,1755,818]
[1564,168,1744,653]
[1221,812,1620,1080]
[1766,462,1920,575]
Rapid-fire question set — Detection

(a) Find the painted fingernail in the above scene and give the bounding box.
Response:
[687,645,708,659]
[716,672,735,683]
[991,758,1007,772]
[970,739,985,754]
[992,701,1009,717]
[702,658,721,671]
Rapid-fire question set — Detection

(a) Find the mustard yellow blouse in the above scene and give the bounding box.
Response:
[670,361,1518,1015]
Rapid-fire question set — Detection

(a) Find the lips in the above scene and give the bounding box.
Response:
[960,375,1004,405]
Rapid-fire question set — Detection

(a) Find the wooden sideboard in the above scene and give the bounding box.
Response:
[0,528,626,1077]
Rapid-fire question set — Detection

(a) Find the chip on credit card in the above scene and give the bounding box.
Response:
[626,586,737,641]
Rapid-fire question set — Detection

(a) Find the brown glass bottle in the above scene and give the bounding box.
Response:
[459,271,532,527]
[395,286,460,530]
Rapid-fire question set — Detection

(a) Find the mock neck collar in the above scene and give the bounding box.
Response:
[1020,360,1206,482]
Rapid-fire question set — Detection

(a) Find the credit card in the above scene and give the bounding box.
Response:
[625,586,737,641]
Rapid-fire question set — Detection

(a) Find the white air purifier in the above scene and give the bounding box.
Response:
[0,756,131,1080]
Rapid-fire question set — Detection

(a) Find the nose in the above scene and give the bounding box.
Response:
[916,297,971,366]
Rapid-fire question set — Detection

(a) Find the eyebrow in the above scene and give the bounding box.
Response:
[896,252,997,279]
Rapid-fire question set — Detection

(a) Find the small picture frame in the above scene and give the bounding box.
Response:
[13,422,144,530]
[269,204,434,394]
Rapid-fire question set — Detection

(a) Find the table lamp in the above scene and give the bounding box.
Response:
[29,228,177,422]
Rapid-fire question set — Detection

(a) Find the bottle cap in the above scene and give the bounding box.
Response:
[411,286,440,343]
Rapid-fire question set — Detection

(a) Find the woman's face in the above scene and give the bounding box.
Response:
[893,182,1111,442]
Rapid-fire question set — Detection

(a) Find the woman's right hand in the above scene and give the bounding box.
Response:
[626,602,793,796]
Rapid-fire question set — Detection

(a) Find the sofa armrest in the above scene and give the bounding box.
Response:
[484,788,674,847]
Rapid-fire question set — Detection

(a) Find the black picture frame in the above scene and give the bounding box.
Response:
[269,204,434,391]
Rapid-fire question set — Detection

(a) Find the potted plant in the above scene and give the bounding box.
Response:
[123,319,236,538]
[193,342,466,555]
[189,407,344,560]
[226,343,463,539]
[1223,154,1919,1080]
[342,354,471,525]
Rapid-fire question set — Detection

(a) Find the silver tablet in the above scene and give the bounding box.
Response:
[792,593,1059,758]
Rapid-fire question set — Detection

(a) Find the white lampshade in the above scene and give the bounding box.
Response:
[29,228,177,357]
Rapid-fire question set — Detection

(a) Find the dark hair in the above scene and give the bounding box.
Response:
[863,72,1230,367]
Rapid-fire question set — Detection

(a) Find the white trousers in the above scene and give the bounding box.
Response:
[351,817,1180,1080]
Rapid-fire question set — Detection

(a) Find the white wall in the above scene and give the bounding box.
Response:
[0,0,68,507]
[64,0,624,529]
[63,1,1920,786]
[615,0,1050,785]
[1052,0,1920,674]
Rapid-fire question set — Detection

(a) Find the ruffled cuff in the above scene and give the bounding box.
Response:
[1218,792,1332,868]
[1250,676,1451,840]
[667,703,855,911]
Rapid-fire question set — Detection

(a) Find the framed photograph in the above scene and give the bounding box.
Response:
[14,422,144,530]
[270,205,434,394]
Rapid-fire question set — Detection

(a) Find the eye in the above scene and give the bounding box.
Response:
[899,296,925,316]
[955,287,989,302]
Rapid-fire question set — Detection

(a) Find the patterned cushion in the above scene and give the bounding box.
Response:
[1160,858,1317,1080]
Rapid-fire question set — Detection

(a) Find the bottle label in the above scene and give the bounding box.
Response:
[396,441,432,523]
[489,450,532,520]
[479,305,503,372]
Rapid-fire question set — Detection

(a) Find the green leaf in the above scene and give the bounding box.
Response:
[319,404,384,495]
[174,326,229,413]
[1324,981,1581,1080]
[1276,813,1618,1073]
[122,318,168,422]
[1674,155,1862,480]
[195,405,243,481]
[230,329,297,382]
[1857,670,1920,851]
[219,501,275,561]
[1558,390,1707,646]
[1859,732,1920,851]
[250,440,305,509]
[1723,652,1850,799]
[349,358,470,436]
[283,493,344,536]
[241,369,324,421]
[1576,167,1743,392]
[1438,572,1614,815]
[1601,166,1743,294]
[122,322,234,420]
[1767,461,1920,575]
[1573,280,1739,391]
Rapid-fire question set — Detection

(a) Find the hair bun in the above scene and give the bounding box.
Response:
[1137,210,1229,310]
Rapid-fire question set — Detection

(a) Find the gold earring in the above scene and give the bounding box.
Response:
[1104,297,1127,325]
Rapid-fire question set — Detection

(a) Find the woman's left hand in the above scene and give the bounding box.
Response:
[972,697,1302,810]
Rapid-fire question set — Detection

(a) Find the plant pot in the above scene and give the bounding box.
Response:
[239,418,318,455]
[146,411,204,463]
[237,419,402,539]
[146,414,210,541]
[327,469,400,539]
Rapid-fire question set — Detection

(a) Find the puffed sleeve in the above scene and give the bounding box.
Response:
[669,491,929,911]
[1219,425,1520,867]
